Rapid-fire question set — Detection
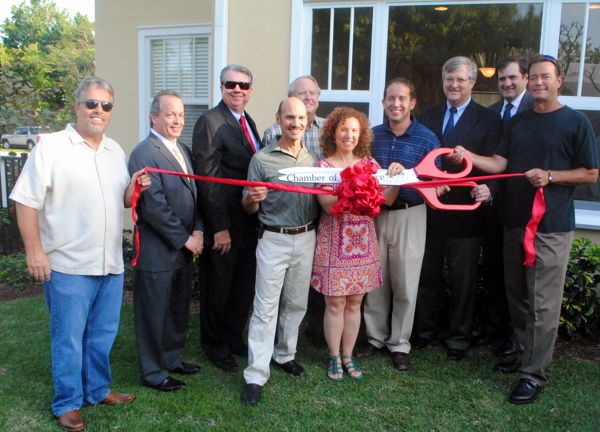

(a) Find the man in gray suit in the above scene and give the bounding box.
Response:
[129,90,204,392]
[474,57,534,364]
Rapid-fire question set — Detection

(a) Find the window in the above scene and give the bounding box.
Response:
[386,4,543,112]
[139,26,211,146]
[308,6,375,119]
[296,1,599,209]
[558,3,600,97]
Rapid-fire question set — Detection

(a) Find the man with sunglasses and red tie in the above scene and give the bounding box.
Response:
[193,64,261,373]
[10,77,149,431]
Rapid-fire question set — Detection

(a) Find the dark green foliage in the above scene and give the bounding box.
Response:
[561,238,600,338]
[0,252,35,291]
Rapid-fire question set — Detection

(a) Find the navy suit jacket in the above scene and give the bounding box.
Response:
[192,100,259,248]
[128,134,203,271]
[488,91,534,116]
[419,100,502,237]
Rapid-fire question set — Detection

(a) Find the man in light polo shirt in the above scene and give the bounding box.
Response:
[241,97,319,406]
[10,77,149,432]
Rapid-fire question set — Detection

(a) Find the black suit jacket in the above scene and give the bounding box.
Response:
[128,134,203,271]
[419,100,502,237]
[488,91,534,115]
[192,100,259,247]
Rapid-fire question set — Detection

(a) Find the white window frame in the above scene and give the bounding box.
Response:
[138,25,212,141]
[292,0,600,228]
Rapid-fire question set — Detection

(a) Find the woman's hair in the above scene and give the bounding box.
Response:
[320,107,372,158]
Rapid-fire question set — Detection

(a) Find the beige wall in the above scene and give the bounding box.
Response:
[95,0,214,154]
[227,0,293,134]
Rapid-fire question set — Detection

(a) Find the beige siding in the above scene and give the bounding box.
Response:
[227,0,292,137]
[95,0,214,154]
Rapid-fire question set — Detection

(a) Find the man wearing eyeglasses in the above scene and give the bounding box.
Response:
[10,77,149,431]
[193,64,261,373]
[450,55,598,404]
[414,56,502,362]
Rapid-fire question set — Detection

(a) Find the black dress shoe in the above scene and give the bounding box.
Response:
[447,349,465,361]
[356,343,383,358]
[273,359,306,377]
[472,333,493,346]
[495,358,521,374]
[411,336,432,349]
[242,383,262,406]
[170,361,201,375]
[495,339,518,357]
[143,376,186,392]
[508,378,542,404]
[211,355,239,372]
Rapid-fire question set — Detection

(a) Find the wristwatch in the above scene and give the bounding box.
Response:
[547,170,553,184]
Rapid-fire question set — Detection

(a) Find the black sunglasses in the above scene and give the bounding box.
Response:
[222,81,251,90]
[82,99,114,112]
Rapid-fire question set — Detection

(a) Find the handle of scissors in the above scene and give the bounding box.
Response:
[414,147,473,180]
[416,182,481,211]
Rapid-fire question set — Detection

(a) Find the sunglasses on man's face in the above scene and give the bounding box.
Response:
[222,81,251,90]
[82,99,114,112]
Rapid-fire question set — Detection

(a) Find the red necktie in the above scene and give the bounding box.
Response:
[240,115,256,152]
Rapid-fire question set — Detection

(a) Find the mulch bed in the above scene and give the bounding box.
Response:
[1,282,598,361]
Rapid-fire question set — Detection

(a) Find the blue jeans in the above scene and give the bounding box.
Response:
[43,271,123,416]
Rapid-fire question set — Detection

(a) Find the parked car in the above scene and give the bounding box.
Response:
[1,126,52,150]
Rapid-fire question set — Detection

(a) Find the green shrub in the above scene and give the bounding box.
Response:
[0,252,36,291]
[560,238,600,338]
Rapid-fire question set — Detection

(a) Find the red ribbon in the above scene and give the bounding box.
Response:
[130,167,331,266]
[523,187,546,267]
[330,160,385,218]
[130,167,545,268]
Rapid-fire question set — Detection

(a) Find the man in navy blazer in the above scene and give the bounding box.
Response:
[475,57,534,362]
[415,56,502,361]
[193,64,261,372]
[129,90,204,392]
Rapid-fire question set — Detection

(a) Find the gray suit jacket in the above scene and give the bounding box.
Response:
[128,133,203,272]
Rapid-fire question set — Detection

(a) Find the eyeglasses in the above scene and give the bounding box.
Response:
[81,99,114,112]
[532,54,563,76]
[222,81,251,90]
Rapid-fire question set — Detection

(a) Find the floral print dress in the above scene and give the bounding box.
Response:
[310,159,383,296]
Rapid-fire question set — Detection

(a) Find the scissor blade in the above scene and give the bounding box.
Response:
[277,167,420,185]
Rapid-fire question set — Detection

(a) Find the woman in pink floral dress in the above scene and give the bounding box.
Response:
[311,107,402,381]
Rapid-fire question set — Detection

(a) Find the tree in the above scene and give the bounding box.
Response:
[0,0,94,131]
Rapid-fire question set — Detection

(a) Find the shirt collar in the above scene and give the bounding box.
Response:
[446,97,471,116]
[66,123,114,151]
[151,129,178,148]
[503,90,527,111]
[383,116,417,137]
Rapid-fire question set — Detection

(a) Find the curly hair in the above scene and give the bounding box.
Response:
[320,107,372,159]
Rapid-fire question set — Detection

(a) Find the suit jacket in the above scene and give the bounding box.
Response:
[128,133,203,271]
[192,100,259,247]
[488,91,534,115]
[419,100,502,237]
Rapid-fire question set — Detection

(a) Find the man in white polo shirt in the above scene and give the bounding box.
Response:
[10,77,149,432]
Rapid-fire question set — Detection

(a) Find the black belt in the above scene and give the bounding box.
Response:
[261,222,317,235]
[382,201,421,211]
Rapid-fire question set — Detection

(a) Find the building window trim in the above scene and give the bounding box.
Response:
[138,25,212,142]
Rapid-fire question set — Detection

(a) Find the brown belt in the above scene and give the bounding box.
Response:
[261,222,317,235]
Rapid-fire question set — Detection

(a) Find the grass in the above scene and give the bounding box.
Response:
[1,297,599,431]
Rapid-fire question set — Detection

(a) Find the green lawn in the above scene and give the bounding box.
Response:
[1,297,599,432]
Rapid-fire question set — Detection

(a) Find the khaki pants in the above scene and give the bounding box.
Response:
[503,227,573,386]
[363,204,427,353]
[244,229,316,386]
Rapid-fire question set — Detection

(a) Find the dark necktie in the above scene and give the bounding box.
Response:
[240,115,257,152]
[442,106,457,143]
[502,102,514,127]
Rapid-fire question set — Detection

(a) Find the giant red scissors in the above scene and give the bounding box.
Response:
[278,148,481,211]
